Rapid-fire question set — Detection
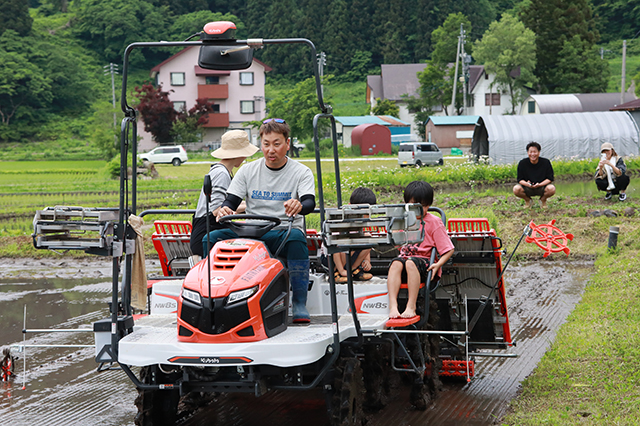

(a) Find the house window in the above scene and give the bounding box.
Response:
[240,100,255,114]
[207,102,220,113]
[485,93,500,106]
[239,72,254,86]
[170,72,185,86]
[528,101,536,113]
[173,101,186,112]
[205,76,219,85]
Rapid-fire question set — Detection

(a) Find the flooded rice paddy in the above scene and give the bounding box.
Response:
[0,258,592,425]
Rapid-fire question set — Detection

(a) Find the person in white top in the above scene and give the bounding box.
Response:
[190,130,258,257]
[204,119,316,323]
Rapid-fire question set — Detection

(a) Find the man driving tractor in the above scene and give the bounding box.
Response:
[203,118,316,323]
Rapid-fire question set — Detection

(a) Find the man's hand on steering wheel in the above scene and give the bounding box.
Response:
[283,198,301,217]
[216,205,235,221]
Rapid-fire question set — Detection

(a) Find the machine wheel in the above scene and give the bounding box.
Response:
[415,160,422,168]
[172,158,182,166]
[362,342,392,412]
[134,365,181,426]
[328,356,365,426]
[406,298,442,410]
[438,158,444,166]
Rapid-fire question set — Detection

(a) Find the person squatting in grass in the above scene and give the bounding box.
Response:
[387,181,454,319]
[320,187,376,283]
[513,141,556,209]
[190,130,258,258]
[203,118,316,323]
[595,142,630,202]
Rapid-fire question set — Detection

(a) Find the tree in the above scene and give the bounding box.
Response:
[267,76,332,140]
[474,13,537,114]
[521,0,599,93]
[592,0,640,42]
[0,30,53,126]
[371,98,400,117]
[134,83,178,144]
[430,12,472,64]
[551,35,609,93]
[168,11,245,42]
[74,0,171,67]
[0,0,33,37]
[171,98,215,143]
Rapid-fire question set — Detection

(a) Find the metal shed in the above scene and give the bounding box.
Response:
[472,111,640,164]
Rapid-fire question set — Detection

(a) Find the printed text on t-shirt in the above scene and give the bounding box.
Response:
[251,190,292,201]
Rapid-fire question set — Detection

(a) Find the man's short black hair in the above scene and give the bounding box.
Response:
[403,181,433,206]
[526,141,541,152]
[350,187,377,205]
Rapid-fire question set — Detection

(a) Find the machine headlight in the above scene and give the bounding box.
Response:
[227,286,258,305]
[182,288,202,305]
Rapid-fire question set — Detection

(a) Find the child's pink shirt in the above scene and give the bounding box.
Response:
[400,213,454,275]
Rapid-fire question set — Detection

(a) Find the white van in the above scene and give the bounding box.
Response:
[398,142,444,167]
[139,145,188,166]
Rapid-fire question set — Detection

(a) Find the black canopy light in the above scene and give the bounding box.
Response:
[198,21,254,70]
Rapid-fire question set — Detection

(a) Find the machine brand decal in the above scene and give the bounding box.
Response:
[240,265,265,281]
[168,356,253,364]
[252,251,266,262]
[225,240,248,246]
[362,301,387,310]
[153,301,177,309]
[353,293,388,314]
[210,276,226,285]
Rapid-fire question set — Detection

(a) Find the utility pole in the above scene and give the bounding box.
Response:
[621,40,627,105]
[103,63,119,129]
[317,52,326,97]
[450,24,463,116]
[461,29,470,116]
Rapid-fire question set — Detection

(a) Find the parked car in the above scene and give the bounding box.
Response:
[138,145,188,166]
[398,142,444,167]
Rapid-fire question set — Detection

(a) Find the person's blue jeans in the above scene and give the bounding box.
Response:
[202,228,309,261]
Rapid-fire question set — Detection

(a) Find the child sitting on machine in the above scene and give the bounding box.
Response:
[387,181,454,319]
[321,187,377,282]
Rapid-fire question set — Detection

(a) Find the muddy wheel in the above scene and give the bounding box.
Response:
[134,365,180,426]
[406,297,442,410]
[362,343,392,412]
[328,356,365,426]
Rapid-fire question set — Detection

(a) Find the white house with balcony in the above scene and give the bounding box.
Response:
[137,46,271,151]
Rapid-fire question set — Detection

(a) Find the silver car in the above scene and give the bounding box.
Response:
[398,142,444,167]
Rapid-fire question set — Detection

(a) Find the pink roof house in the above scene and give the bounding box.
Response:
[138,46,271,151]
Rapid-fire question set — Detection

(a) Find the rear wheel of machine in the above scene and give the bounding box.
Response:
[329,357,365,426]
[362,343,392,412]
[407,297,442,410]
[134,365,180,426]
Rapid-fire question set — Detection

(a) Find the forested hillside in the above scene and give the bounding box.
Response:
[1,0,639,153]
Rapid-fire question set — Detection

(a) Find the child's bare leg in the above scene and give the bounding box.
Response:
[401,260,420,318]
[333,252,348,277]
[387,260,404,318]
[352,249,371,271]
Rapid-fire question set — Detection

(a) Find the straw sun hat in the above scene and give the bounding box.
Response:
[212,130,259,159]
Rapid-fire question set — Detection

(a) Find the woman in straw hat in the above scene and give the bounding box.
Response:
[190,130,259,257]
[595,142,630,202]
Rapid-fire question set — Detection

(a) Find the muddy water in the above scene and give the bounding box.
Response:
[0,259,591,426]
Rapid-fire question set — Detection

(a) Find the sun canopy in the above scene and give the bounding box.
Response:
[472,112,640,164]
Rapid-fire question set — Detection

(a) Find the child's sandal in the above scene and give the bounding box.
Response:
[334,270,348,283]
[352,267,373,281]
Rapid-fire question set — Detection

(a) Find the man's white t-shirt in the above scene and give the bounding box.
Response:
[226,157,315,231]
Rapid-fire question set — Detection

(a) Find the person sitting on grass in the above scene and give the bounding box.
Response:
[321,187,377,282]
[387,181,454,319]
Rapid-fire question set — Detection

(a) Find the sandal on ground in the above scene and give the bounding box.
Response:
[352,267,373,281]
[334,271,348,283]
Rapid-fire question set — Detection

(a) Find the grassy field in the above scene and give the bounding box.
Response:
[1,157,640,424]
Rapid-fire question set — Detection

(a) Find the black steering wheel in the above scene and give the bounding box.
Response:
[218,214,281,239]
